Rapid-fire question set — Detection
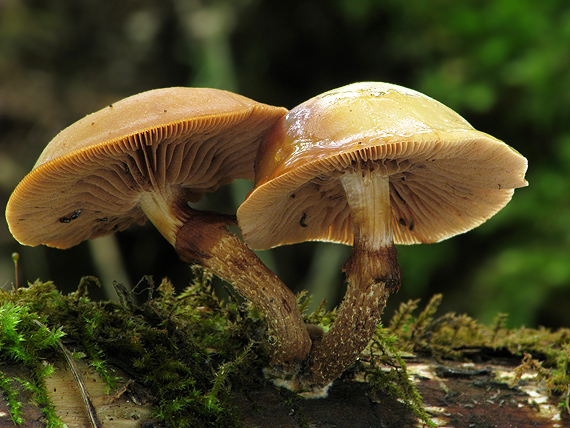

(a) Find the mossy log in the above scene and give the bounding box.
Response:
[0,279,568,427]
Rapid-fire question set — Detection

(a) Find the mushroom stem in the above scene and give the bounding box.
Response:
[140,188,312,367]
[175,212,312,366]
[139,190,184,246]
[302,170,401,388]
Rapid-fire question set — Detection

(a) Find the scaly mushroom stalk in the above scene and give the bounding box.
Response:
[302,168,401,388]
[140,187,312,367]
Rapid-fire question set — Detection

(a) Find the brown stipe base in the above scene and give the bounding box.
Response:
[301,243,400,389]
[175,211,312,367]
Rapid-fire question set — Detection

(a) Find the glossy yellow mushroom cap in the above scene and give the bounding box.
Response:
[237,82,528,249]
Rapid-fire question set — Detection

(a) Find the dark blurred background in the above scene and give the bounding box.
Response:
[1,0,569,329]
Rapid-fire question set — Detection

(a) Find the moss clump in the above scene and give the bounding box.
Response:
[0,270,268,427]
[0,301,64,427]
[384,294,570,414]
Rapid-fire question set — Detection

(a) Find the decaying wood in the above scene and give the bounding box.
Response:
[1,354,567,427]
[232,357,568,428]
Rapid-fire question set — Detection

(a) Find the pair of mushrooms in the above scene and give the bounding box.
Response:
[6,82,528,391]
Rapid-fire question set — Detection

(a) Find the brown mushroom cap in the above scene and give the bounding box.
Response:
[6,87,287,248]
[237,82,528,249]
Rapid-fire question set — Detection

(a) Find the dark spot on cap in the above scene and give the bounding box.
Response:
[59,209,82,223]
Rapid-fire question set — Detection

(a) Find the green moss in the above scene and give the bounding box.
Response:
[301,292,570,425]
[384,294,570,413]
[0,301,64,427]
[0,372,24,425]
[0,271,267,427]
[2,278,569,426]
[364,333,436,427]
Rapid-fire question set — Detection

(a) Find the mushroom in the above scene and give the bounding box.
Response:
[237,82,528,389]
[5,87,311,367]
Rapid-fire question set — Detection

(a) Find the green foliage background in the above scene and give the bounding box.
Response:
[1,0,569,329]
